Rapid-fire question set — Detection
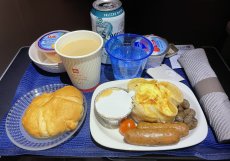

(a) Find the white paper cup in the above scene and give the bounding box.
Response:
[55,30,103,91]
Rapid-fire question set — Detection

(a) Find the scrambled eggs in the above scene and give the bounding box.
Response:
[128,79,183,122]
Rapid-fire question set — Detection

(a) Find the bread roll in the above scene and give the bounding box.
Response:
[22,86,84,138]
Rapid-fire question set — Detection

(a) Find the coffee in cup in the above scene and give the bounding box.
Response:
[55,30,103,91]
[60,39,101,56]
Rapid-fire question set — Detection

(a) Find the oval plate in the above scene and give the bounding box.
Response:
[5,84,87,151]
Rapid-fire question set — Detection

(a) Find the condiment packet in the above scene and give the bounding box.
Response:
[146,64,185,82]
[165,44,179,58]
[169,45,195,69]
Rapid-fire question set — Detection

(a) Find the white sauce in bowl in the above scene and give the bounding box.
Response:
[95,88,132,119]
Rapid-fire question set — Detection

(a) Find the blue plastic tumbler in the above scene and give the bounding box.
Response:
[105,33,153,80]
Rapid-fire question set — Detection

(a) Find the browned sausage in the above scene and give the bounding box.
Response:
[124,128,181,146]
[137,122,189,137]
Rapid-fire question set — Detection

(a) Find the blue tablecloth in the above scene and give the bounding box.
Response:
[1,59,230,160]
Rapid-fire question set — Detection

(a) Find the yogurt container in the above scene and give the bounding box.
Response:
[145,34,169,68]
[94,87,133,128]
[36,30,68,63]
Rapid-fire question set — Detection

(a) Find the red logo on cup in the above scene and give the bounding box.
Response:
[72,68,79,74]
[48,35,56,38]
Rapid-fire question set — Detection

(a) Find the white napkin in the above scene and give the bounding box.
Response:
[178,48,230,143]
[146,64,184,81]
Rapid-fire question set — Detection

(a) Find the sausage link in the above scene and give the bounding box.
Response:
[137,122,189,137]
[124,128,180,146]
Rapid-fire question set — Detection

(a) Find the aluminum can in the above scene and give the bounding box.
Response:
[90,0,125,64]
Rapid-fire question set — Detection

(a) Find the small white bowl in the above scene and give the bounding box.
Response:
[28,42,66,73]
[94,87,133,128]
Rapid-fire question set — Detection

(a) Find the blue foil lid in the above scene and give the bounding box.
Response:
[37,31,67,51]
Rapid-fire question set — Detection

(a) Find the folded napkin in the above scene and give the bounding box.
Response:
[178,48,230,143]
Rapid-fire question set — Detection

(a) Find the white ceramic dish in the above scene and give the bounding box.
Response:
[5,84,87,151]
[28,42,65,73]
[90,79,208,151]
[94,88,133,128]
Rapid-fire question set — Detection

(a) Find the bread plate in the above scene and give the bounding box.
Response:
[5,84,87,151]
[90,79,208,151]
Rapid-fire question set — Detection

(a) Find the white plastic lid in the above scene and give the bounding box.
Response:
[145,34,169,56]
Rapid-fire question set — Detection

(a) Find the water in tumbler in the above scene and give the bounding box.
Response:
[105,33,153,80]
[110,46,148,79]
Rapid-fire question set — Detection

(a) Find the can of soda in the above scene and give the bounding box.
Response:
[90,0,125,64]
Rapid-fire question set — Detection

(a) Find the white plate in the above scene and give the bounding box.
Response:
[90,79,208,151]
[5,84,87,151]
